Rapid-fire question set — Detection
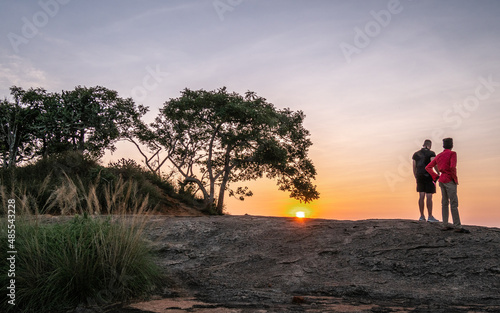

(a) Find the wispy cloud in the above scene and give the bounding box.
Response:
[0,50,49,95]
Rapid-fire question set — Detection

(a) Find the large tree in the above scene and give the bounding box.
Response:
[148,87,319,214]
[58,85,146,158]
[12,86,66,157]
[10,86,146,160]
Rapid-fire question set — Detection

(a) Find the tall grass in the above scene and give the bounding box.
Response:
[0,152,181,215]
[0,176,162,313]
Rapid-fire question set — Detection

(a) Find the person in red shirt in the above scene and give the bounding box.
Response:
[426,138,469,233]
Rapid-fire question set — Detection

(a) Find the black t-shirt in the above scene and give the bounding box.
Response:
[412,148,436,176]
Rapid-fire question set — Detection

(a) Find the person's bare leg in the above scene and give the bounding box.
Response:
[426,193,433,217]
[426,193,439,222]
[418,192,425,219]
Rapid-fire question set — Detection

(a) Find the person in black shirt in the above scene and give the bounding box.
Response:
[412,139,439,222]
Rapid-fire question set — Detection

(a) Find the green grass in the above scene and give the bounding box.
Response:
[1,213,161,313]
[0,153,167,312]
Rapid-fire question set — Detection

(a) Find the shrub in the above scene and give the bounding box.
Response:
[0,214,161,313]
[0,152,105,214]
[0,152,183,215]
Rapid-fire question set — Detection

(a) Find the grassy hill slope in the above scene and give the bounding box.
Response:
[0,152,205,216]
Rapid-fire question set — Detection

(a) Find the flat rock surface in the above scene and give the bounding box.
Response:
[118,216,500,313]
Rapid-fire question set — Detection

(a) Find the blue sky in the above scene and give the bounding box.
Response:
[1,0,500,226]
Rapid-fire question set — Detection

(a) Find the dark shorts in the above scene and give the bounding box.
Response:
[416,174,436,194]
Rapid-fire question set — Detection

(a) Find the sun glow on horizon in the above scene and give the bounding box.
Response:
[288,204,313,219]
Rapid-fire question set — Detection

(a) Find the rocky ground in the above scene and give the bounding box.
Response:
[106,215,500,313]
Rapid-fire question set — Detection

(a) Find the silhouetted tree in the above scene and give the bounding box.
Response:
[149,87,319,214]
[7,86,147,160]
[120,105,175,178]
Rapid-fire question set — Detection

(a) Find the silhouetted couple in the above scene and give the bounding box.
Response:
[412,138,469,233]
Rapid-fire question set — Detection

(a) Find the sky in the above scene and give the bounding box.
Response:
[1,0,500,227]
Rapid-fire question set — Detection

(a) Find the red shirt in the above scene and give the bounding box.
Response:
[426,149,458,184]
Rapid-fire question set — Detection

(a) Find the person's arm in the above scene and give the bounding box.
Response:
[430,156,439,175]
[412,159,417,178]
[426,158,439,181]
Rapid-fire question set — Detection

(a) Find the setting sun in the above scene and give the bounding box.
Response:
[295,211,305,218]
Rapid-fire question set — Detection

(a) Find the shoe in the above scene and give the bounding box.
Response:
[427,216,439,223]
[419,216,426,222]
[441,225,454,231]
[454,228,470,234]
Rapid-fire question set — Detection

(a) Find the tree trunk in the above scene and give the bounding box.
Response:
[77,129,85,153]
[8,144,17,168]
[7,125,18,168]
[42,137,48,159]
[185,176,211,209]
[2,152,7,168]
[207,125,220,213]
[208,176,215,209]
[215,146,232,214]
[216,178,227,214]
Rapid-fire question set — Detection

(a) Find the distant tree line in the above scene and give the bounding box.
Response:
[1,86,319,213]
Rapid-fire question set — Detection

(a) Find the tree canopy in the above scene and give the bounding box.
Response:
[134,87,319,214]
[0,86,146,167]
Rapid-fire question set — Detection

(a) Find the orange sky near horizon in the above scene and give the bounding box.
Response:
[222,141,500,228]
[106,132,500,229]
